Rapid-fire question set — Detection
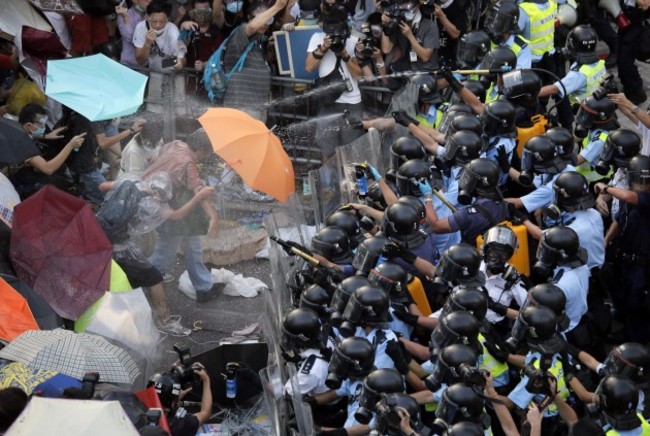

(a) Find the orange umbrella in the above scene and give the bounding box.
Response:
[0,276,39,342]
[198,108,295,202]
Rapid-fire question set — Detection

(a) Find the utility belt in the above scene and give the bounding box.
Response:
[614,250,649,267]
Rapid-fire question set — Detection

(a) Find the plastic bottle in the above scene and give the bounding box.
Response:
[356,169,368,199]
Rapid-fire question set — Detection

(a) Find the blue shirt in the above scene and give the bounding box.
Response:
[520,165,576,212]
[553,264,590,332]
[518,2,556,62]
[508,351,565,417]
[388,306,414,339]
[580,129,608,166]
[483,136,517,186]
[567,209,605,270]
[353,326,397,370]
[503,34,533,69]
[554,62,588,98]
[428,192,462,253]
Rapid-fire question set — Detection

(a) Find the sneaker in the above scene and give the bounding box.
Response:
[162,273,175,283]
[196,283,225,304]
[158,317,192,337]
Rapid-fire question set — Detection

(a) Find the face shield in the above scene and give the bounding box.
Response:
[602,348,641,379]
[485,9,513,41]
[626,169,650,188]
[457,41,482,69]
[531,238,559,281]
[326,347,353,388]
[431,321,470,352]
[458,167,484,205]
[368,269,407,303]
[352,242,383,274]
[501,70,525,98]
[354,383,381,424]
[342,293,366,324]
[330,286,352,326]
[576,103,597,130]
[483,227,517,257]
[436,253,472,285]
[443,130,463,161]
[509,313,530,346]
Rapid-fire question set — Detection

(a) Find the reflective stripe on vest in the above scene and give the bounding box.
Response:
[479,334,509,378]
[491,36,528,57]
[605,414,650,435]
[577,131,612,182]
[519,1,557,56]
[570,60,607,105]
[485,83,499,103]
[530,356,569,414]
[416,108,445,129]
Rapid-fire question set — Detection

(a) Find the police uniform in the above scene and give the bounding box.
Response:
[335,378,368,428]
[508,351,570,417]
[353,326,398,370]
[552,264,590,332]
[448,198,510,244]
[415,103,447,130]
[608,168,629,218]
[480,261,528,324]
[428,192,462,254]
[483,136,517,186]
[392,231,440,296]
[544,209,605,270]
[602,415,650,435]
[578,128,611,183]
[518,0,556,63]
[612,192,650,343]
[491,34,532,70]
[283,348,331,397]
[388,305,414,339]
[552,61,607,105]
[478,334,510,388]
[520,164,577,212]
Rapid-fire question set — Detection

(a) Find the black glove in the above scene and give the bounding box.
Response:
[483,339,510,363]
[488,298,509,317]
[382,241,417,264]
[392,110,419,127]
[302,394,318,407]
[440,67,463,93]
[386,340,411,375]
[496,145,511,173]
[508,203,529,225]
[393,304,419,326]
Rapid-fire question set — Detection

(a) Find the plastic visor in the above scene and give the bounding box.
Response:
[626,169,650,187]
[352,243,381,272]
[501,70,524,98]
[342,292,365,323]
[602,348,640,378]
[368,268,400,295]
[443,131,463,161]
[331,286,352,313]
[576,103,597,129]
[485,10,513,38]
[456,41,481,68]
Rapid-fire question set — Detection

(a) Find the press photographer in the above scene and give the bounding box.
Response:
[429,0,472,69]
[355,14,388,82]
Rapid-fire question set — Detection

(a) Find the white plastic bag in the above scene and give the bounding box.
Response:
[178,268,267,300]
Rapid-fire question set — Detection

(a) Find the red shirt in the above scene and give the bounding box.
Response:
[142,140,205,196]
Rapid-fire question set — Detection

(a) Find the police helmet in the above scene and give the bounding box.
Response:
[527,284,568,330]
[481,46,517,73]
[381,202,420,238]
[481,100,517,137]
[396,159,433,197]
[626,155,650,187]
[398,195,426,224]
[456,30,491,69]
[355,368,405,424]
[444,422,486,436]
[366,181,388,211]
[326,337,375,387]
[390,136,427,171]
[546,127,576,159]
[147,373,181,408]
[299,284,333,318]
[458,158,501,204]
[431,311,481,352]
[436,243,483,286]
[447,113,482,138]
[437,344,480,383]
[566,25,599,64]
[442,285,489,321]
[576,96,617,130]
[353,235,390,274]
[552,171,595,212]
[343,285,391,326]
[444,130,483,166]
[602,343,650,383]
[281,308,326,352]
[439,104,475,134]
[596,129,642,175]
[461,80,487,104]
[369,261,411,304]
[537,226,585,266]
[411,73,443,106]
[325,210,363,249]
[436,383,487,426]
[597,374,641,429]
[330,275,371,326]
[520,135,567,184]
[522,305,558,342]
[311,226,353,264]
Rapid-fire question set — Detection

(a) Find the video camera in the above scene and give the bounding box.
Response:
[171,345,201,390]
[592,74,618,100]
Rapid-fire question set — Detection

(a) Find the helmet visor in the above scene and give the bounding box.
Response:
[457,41,481,68]
[501,70,525,98]
[353,243,381,273]
[435,391,460,425]
[443,131,462,161]
[483,226,518,254]
[576,103,596,129]
[485,10,514,39]
[342,293,365,323]
[626,169,650,187]
[602,348,638,378]
[535,238,559,269]
[331,286,351,313]
[459,167,481,198]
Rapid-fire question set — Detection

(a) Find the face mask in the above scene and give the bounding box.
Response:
[134,4,146,13]
[404,10,416,21]
[32,126,46,138]
[226,1,243,13]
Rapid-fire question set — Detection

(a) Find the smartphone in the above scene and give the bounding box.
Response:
[161,57,178,68]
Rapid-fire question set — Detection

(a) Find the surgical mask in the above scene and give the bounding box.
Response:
[404,10,416,20]
[155,28,166,36]
[32,126,46,138]
[226,1,243,13]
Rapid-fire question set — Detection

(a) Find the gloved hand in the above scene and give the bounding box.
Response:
[496,145,511,173]
[302,394,318,406]
[487,298,509,317]
[343,109,365,130]
[417,179,433,196]
[508,203,529,225]
[365,162,382,181]
[392,110,419,127]
[382,242,417,264]
[393,304,419,326]
[386,339,411,375]
[440,67,464,93]
[483,339,510,363]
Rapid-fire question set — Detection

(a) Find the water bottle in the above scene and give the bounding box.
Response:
[225,362,238,399]
[356,169,368,199]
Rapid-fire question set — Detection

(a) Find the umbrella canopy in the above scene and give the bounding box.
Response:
[0,274,63,330]
[0,277,39,342]
[0,329,141,384]
[10,185,113,320]
[0,118,40,167]
[0,362,58,394]
[198,108,295,202]
[28,0,84,14]
[46,54,148,121]
[6,397,139,435]
[22,26,68,78]
[135,386,171,433]
[33,372,83,397]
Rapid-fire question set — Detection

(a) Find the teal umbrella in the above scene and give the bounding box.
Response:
[45,54,148,122]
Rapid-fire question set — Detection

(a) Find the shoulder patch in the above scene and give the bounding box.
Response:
[301,354,318,375]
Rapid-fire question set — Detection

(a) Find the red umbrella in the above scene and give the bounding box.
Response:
[10,186,112,320]
[21,26,68,78]
[28,0,84,14]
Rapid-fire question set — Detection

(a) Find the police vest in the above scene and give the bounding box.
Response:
[529,355,569,415]
[519,1,557,56]
[490,35,529,57]
[569,60,607,105]
[416,107,445,129]
[577,130,612,182]
[605,414,650,435]
[479,334,509,379]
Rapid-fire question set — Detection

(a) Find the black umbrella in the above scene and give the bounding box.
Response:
[0,118,39,167]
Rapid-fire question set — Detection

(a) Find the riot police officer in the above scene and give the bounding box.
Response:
[595,375,650,434]
[325,210,365,250]
[484,0,532,69]
[311,226,355,277]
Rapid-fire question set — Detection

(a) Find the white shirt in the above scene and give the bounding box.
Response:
[480,262,528,324]
[638,120,650,156]
[307,32,362,104]
[283,348,331,397]
[133,21,187,71]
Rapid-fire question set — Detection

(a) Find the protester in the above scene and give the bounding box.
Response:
[116,0,152,66]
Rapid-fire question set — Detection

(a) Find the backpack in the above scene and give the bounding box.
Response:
[96,180,145,244]
[203,31,256,103]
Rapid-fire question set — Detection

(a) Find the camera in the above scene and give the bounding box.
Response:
[358,36,378,60]
[459,364,487,388]
[171,345,201,390]
[382,4,409,36]
[592,74,618,100]
[328,33,347,54]
[523,364,552,395]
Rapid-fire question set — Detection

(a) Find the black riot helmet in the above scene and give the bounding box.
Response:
[311,226,353,265]
[430,311,481,354]
[355,368,405,424]
[411,73,443,106]
[527,284,569,332]
[390,136,427,171]
[366,181,388,211]
[566,25,599,64]
[444,131,483,167]
[447,114,482,138]
[457,30,491,69]
[398,195,426,225]
[299,284,333,319]
[481,100,517,138]
[519,135,567,185]
[325,210,363,249]
[546,127,576,160]
[461,80,487,104]
[626,155,650,188]
[458,158,501,205]
[374,393,423,435]
[425,344,479,392]
[281,308,327,358]
[330,275,371,326]
[342,284,391,327]
[597,375,642,431]
[326,337,375,388]
[436,243,484,287]
[369,261,411,304]
[147,373,181,409]
[443,422,486,436]
[485,1,520,42]
[440,285,489,321]
[436,383,488,427]
[381,203,426,250]
[550,171,595,213]
[533,226,586,281]
[575,96,617,136]
[396,159,433,197]
[438,104,474,135]
[601,343,650,383]
[519,305,564,355]
[501,70,542,105]
[481,46,517,72]
[596,129,642,175]
[353,235,391,275]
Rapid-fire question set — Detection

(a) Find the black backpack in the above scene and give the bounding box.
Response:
[96,180,145,244]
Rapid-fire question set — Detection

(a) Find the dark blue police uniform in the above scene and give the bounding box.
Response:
[447,198,510,244]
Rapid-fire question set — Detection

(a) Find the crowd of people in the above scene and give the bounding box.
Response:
[0,0,650,434]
